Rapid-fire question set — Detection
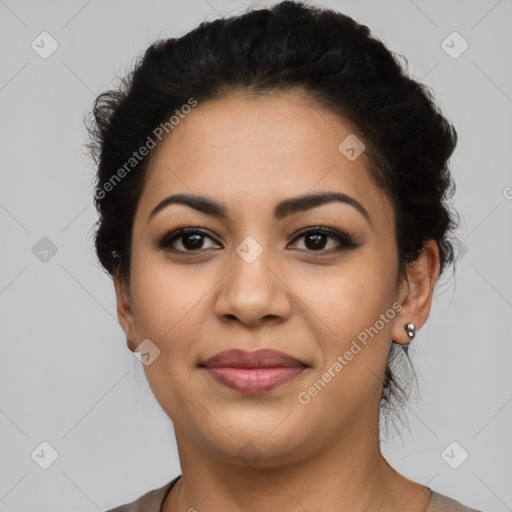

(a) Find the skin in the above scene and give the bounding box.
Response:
[113,89,440,512]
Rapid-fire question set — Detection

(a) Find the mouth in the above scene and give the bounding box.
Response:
[199,349,309,394]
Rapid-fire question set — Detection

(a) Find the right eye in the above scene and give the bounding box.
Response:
[158,228,222,253]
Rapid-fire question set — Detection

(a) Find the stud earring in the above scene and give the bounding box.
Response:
[404,322,416,340]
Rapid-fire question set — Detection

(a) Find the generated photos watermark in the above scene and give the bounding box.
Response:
[94,97,198,200]
[298,302,402,405]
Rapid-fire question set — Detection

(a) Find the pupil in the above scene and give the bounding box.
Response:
[184,234,202,250]
[306,234,325,250]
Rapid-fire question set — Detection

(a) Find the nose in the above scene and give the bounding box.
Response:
[214,243,292,328]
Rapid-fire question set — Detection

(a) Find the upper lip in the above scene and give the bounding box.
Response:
[200,349,308,368]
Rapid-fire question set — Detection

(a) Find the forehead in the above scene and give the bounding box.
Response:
[136,90,392,224]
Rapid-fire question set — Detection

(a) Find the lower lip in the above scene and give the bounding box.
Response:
[203,366,306,393]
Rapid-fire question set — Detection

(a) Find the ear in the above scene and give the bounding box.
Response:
[392,239,441,345]
[113,268,137,352]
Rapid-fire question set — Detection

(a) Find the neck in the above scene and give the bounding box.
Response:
[162,410,430,512]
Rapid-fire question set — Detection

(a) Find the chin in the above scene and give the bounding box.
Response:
[177,405,311,466]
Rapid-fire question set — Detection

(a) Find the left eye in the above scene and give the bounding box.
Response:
[289,229,349,252]
[158,227,356,254]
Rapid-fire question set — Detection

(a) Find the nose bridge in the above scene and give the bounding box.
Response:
[231,233,275,298]
[215,233,290,324]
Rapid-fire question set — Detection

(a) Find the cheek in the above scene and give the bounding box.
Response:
[129,255,215,423]
[293,259,396,425]
[303,253,397,347]
[129,251,211,353]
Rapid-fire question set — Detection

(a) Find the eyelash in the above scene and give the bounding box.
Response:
[157,226,359,255]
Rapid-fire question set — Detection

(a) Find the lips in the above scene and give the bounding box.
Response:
[202,349,307,368]
[200,349,309,394]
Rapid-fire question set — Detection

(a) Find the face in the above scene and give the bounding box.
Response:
[115,89,436,468]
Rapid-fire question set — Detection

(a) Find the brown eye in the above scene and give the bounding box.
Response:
[289,227,358,253]
[299,232,334,250]
[159,228,220,252]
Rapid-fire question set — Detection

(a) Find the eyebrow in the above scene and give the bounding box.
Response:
[148,191,371,225]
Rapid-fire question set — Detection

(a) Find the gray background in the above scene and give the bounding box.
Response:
[0,0,511,510]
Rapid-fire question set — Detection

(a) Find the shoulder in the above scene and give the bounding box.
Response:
[105,476,180,512]
[427,489,483,512]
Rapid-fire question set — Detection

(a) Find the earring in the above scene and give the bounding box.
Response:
[404,322,416,340]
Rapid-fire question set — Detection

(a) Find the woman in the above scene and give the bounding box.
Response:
[87,1,482,510]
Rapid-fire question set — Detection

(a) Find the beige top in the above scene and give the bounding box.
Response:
[106,476,483,512]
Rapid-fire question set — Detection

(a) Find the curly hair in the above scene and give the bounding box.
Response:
[86,0,459,428]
